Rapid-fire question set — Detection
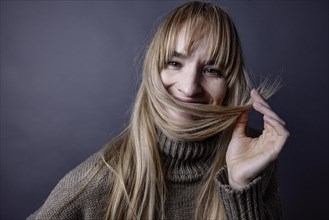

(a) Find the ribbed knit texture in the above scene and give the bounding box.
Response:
[157,132,219,220]
[157,132,219,183]
[216,163,283,220]
[27,132,283,220]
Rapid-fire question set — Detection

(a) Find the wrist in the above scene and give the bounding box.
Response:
[229,179,247,190]
[228,169,249,190]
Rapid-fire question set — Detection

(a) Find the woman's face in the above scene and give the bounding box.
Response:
[160,26,227,122]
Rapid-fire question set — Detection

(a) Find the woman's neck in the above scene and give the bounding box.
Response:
[157,132,220,183]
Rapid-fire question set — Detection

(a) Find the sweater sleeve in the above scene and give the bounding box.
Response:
[26,153,108,220]
[215,162,284,220]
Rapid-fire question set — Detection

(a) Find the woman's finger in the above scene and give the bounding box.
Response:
[253,101,286,126]
[251,89,271,108]
[232,111,249,139]
[263,115,290,138]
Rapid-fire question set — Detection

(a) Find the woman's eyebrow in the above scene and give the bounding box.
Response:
[205,60,216,65]
[171,51,216,64]
[172,51,188,58]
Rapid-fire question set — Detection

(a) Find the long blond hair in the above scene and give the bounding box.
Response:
[101,2,278,219]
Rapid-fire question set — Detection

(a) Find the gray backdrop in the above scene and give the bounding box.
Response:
[1,1,328,219]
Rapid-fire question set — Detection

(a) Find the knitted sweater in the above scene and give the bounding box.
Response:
[27,133,283,220]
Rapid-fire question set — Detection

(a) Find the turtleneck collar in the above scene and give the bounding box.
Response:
[157,132,220,183]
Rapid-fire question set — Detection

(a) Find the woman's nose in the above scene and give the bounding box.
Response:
[178,71,202,97]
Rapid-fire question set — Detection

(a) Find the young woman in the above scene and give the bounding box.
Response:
[28,2,289,220]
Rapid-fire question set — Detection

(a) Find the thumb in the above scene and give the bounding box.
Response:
[232,111,249,138]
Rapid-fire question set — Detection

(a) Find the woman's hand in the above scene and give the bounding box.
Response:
[226,89,289,190]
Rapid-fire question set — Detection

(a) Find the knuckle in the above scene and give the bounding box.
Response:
[281,130,290,138]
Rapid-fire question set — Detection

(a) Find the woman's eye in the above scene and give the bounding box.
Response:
[204,68,223,77]
[167,61,182,68]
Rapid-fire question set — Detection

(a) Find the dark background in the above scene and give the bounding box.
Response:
[1,1,328,219]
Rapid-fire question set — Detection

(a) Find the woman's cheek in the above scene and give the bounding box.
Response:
[160,70,173,88]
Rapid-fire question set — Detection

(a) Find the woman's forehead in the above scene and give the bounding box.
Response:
[172,26,208,56]
[170,23,210,56]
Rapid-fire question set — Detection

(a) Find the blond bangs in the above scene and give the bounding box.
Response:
[158,3,240,80]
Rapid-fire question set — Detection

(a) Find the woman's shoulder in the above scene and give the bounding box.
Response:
[59,152,106,186]
[27,151,111,220]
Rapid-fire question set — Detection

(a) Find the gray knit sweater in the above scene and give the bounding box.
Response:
[27,133,283,220]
